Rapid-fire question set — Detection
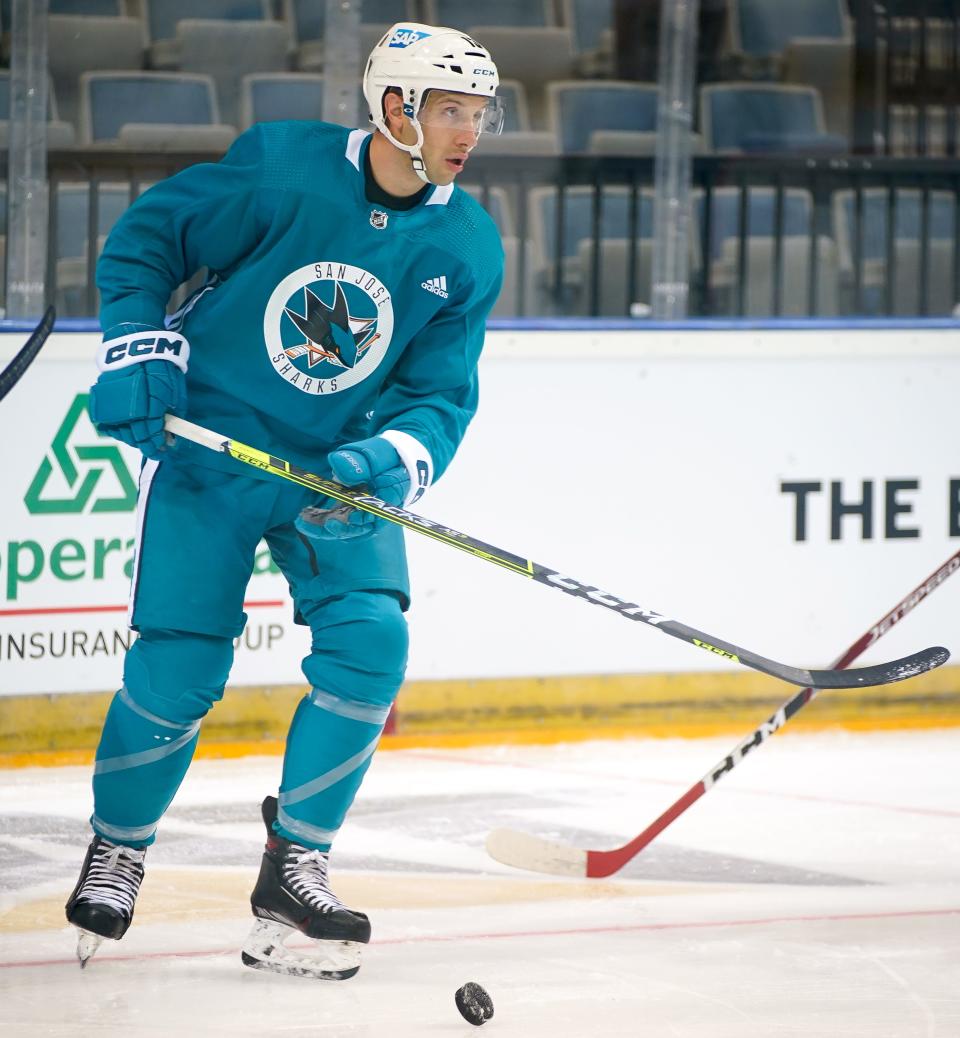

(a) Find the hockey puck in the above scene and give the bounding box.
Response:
[454,981,494,1026]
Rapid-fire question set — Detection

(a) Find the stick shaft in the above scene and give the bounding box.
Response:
[163,415,947,690]
[0,306,55,402]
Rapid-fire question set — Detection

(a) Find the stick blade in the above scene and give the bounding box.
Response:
[485,827,587,877]
[810,645,949,689]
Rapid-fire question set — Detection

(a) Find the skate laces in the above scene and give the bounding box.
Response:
[282,845,346,913]
[77,839,145,917]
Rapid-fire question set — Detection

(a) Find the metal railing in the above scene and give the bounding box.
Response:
[9,149,960,321]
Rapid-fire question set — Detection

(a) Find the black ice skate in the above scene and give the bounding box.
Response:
[241,795,370,980]
[65,835,146,967]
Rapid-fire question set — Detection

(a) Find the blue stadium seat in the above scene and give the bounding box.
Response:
[173,19,290,129]
[54,182,131,316]
[834,189,957,263]
[285,0,414,46]
[728,0,853,142]
[731,0,849,57]
[240,73,368,129]
[561,0,615,76]
[527,186,660,315]
[697,187,813,261]
[79,71,236,148]
[142,0,272,47]
[286,1,416,73]
[1,0,121,17]
[561,0,613,54]
[55,182,130,260]
[530,186,656,262]
[547,81,659,154]
[700,83,846,153]
[427,0,554,28]
[832,188,959,314]
[52,0,122,10]
[694,188,837,316]
[48,11,144,130]
[730,0,848,56]
[241,73,325,128]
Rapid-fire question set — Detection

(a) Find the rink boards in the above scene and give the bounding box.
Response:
[0,322,957,756]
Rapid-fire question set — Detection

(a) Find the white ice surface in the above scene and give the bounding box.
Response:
[1,730,959,1037]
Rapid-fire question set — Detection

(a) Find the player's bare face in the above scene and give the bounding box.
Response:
[372,90,500,195]
[416,93,490,185]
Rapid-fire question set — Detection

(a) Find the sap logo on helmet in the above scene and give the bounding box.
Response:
[388,28,430,48]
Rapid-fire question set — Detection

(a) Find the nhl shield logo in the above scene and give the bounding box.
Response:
[263,261,394,395]
[369,209,389,229]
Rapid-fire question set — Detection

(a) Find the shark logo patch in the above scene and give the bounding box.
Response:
[263,262,394,395]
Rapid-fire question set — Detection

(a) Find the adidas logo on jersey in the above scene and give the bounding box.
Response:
[421,276,449,299]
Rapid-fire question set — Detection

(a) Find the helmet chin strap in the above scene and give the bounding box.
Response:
[381,117,435,186]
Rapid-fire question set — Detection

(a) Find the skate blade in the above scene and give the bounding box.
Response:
[241,918,362,981]
[75,929,105,968]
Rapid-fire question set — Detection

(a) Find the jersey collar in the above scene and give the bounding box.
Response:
[344,129,453,210]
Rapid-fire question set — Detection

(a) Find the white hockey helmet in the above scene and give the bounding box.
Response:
[363,23,504,184]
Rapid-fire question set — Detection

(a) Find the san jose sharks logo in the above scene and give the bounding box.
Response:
[284,283,379,370]
[263,262,394,395]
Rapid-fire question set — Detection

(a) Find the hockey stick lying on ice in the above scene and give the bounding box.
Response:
[486,546,960,878]
[0,305,55,403]
[164,415,947,690]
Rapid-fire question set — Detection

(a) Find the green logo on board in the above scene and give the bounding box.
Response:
[24,394,137,514]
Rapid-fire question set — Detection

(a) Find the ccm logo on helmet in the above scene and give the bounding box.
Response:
[473,68,495,75]
[389,28,430,47]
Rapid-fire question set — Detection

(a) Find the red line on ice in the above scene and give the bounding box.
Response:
[4,906,959,971]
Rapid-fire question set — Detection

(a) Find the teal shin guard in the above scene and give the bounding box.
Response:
[276,694,388,849]
[92,688,199,846]
[277,592,407,849]
[91,629,233,847]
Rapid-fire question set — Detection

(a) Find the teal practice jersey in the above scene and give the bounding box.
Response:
[97,121,505,482]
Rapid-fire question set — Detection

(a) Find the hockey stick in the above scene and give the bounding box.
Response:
[0,305,55,403]
[163,415,947,690]
[486,546,960,877]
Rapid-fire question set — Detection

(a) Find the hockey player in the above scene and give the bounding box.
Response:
[65,23,504,980]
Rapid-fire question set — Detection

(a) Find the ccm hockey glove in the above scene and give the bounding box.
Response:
[296,433,430,543]
[88,331,189,459]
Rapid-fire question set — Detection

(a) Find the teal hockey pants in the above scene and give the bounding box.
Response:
[91,458,409,849]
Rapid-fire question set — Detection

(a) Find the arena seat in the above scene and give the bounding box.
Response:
[284,0,416,72]
[727,0,854,142]
[48,12,143,130]
[526,185,661,315]
[700,82,845,153]
[546,80,659,154]
[832,188,959,315]
[79,71,237,148]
